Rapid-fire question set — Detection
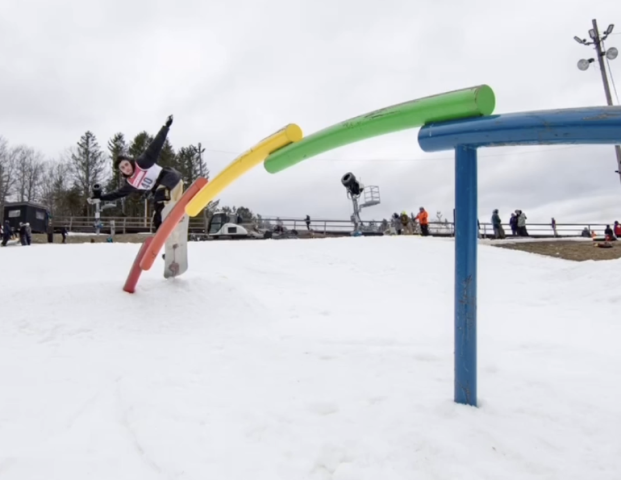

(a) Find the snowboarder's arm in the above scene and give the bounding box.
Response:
[136,115,173,169]
[99,183,136,202]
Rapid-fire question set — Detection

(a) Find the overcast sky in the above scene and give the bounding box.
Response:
[1,0,620,224]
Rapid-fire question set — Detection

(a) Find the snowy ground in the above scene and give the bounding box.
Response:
[1,236,619,479]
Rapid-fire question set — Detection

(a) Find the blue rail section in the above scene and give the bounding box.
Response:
[417,106,621,407]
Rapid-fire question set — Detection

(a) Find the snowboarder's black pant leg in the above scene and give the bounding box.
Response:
[150,181,183,232]
[153,202,165,232]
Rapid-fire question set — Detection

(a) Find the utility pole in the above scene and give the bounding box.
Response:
[197,142,209,233]
[574,20,620,183]
[197,142,205,177]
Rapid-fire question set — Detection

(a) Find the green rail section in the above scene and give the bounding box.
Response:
[264,85,496,174]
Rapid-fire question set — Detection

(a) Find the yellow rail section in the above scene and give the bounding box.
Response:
[185,124,303,217]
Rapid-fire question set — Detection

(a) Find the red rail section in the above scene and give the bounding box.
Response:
[122,237,154,293]
[122,177,208,293]
[140,177,208,271]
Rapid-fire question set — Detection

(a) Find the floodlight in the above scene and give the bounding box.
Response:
[574,36,585,44]
[577,59,592,71]
[589,28,597,39]
[605,24,614,35]
[605,47,618,60]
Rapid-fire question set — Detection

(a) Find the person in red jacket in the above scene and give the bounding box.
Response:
[614,221,621,239]
[415,207,429,236]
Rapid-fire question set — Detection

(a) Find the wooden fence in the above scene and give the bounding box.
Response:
[47,214,609,239]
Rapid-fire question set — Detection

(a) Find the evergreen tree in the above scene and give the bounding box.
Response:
[105,133,128,215]
[107,133,127,190]
[129,131,152,158]
[195,143,208,179]
[65,184,85,216]
[123,131,154,217]
[175,143,208,186]
[157,140,176,169]
[176,146,196,185]
[70,131,107,199]
[235,206,255,222]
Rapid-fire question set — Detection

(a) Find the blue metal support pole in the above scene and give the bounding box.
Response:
[416,103,621,406]
[454,145,478,406]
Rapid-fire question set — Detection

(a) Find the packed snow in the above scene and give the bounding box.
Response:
[1,236,619,479]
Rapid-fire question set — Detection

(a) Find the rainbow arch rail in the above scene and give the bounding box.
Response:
[264,85,495,173]
[417,106,621,407]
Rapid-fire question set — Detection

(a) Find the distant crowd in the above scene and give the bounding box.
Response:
[489,209,529,238]
[389,207,430,235]
[1,220,32,246]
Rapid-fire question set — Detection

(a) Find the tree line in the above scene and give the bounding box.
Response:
[0,130,259,223]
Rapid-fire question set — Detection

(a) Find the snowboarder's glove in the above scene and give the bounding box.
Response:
[87,197,101,205]
[141,190,153,201]
[165,114,173,127]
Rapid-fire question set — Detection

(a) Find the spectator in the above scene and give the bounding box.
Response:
[551,218,558,237]
[305,215,311,231]
[614,221,621,239]
[491,209,504,239]
[516,210,528,236]
[18,223,27,245]
[24,223,32,245]
[604,225,616,241]
[415,207,429,236]
[391,213,402,235]
[1,220,12,246]
[509,213,518,236]
[400,211,411,234]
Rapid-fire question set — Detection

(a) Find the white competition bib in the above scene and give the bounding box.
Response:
[127,164,163,190]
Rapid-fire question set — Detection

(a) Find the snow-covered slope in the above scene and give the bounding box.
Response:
[1,237,619,479]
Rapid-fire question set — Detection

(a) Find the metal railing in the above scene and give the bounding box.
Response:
[46,215,611,238]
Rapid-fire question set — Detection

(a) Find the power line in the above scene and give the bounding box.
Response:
[199,144,589,164]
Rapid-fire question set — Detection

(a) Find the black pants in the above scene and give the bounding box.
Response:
[151,179,185,232]
[152,203,164,231]
[420,224,429,236]
[151,185,177,232]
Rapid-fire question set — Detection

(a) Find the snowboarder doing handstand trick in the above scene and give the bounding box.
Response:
[87,115,183,231]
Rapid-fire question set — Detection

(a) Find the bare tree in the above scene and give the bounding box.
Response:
[0,136,17,209]
[40,160,72,215]
[13,146,45,202]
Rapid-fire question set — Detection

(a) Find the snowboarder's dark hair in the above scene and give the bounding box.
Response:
[114,154,136,177]
[114,154,133,169]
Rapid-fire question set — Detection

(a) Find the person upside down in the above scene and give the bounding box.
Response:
[87,115,183,231]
